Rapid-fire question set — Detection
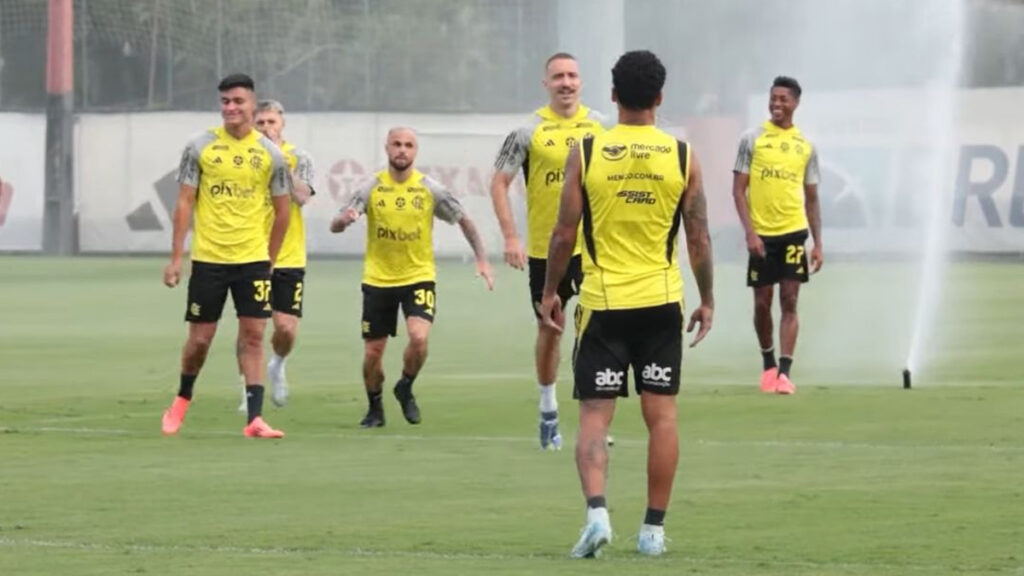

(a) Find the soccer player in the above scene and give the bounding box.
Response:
[330,127,494,428]
[491,52,607,450]
[732,76,822,395]
[161,73,292,439]
[232,99,315,411]
[539,50,714,558]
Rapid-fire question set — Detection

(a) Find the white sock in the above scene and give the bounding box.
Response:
[586,506,609,525]
[270,353,285,370]
[539,383,558,413]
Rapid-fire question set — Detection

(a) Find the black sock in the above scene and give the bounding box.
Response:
[398,371,417,389]
[644,508,666,526]
[586,495,607,509]
[779,356,793,378]
[367,390,383,410]
[761,348,777,371]
[178,374,197,400]
[245,385,264,423]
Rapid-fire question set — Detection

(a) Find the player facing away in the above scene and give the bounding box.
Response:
[732,76,822,395]
[161,73,292,438]
[232,99,316,411]
[539,50,714,558]
[491,52,606,450]
[331,127,494,428]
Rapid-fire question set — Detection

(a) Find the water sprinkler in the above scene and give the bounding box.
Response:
[902,369,912,389]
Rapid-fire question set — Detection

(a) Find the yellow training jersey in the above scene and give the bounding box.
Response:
[177,126,291,264]
[346,170,465,287]
[267,141,314,269]
[494,104,607,258]
[579,124,690,311]
[734,121,820,237]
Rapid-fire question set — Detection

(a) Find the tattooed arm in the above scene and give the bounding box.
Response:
[681,152,714,347]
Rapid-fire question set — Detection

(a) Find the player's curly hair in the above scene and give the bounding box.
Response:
[611,50,666,111]
[772,76,802,99]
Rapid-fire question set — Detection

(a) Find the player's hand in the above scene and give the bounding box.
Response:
[476,259,495,291]
[539,293,564,333]
[163,259,182,288]
[503,236,527,270]
[686,304,713,348]
[746,232,766,259]
[330,208,360,233]
[810,245,823,273]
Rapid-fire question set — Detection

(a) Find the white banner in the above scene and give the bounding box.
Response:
[76,112,528,255]
[0,114,45,251]
[745,86,1024,253]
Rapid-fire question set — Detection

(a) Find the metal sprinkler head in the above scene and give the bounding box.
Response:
[902,369,912,389]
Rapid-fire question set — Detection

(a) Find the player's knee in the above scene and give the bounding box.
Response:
[364,341,386,363]
[780,293,799,314]
[409,332,429,355]
[754,298,772,315]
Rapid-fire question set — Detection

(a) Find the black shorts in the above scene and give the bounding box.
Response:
[185,261,272,323]
[528,255,583,318]
[271,267,305,317]
[361,281,436,339]
[572,302,683,399]
[747,230,810,287]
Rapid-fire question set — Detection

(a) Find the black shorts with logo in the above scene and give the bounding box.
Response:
[271,267,305,317]
[361,281,436,339]
[528,255,583,318]
[747,229,810,287]
[185,261,272,323]
[572,302,683,399]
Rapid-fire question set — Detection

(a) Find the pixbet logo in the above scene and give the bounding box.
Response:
[594,368,624,389]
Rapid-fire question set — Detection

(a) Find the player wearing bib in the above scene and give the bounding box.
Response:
[161,74,292,439]
[732,76,822,395]
[491,52,607,450]
[231,99,315,411]
[332,128,494,428]
[539,51,714,558]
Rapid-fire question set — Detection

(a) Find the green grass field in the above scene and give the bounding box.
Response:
[1,256,1022,575]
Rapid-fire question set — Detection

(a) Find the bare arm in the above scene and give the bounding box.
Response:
[539,145,583,332]
[163,184,196,287]
[683,154,714,347]
[731,171,755,238]
[458,215,494,290]
[491,128,529,270]
[290,177,313,206]
[170,184,195,264]
[684,155,713,307]
[805,182,823,272]
[490,170,519,242]
[267,194,290,266]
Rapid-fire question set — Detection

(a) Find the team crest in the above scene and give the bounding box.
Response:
[249,155,263,169]
[412,196,425,210]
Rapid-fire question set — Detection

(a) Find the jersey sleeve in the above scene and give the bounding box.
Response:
[423,175,465,224]
[343,178,375,215]
[805,147,821,186]
[260,139,292,197]
[587,108,611,130]
[733,130,756,175]
[293,148,315,184]
[175,132,210,187]
[493,125,533,175]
